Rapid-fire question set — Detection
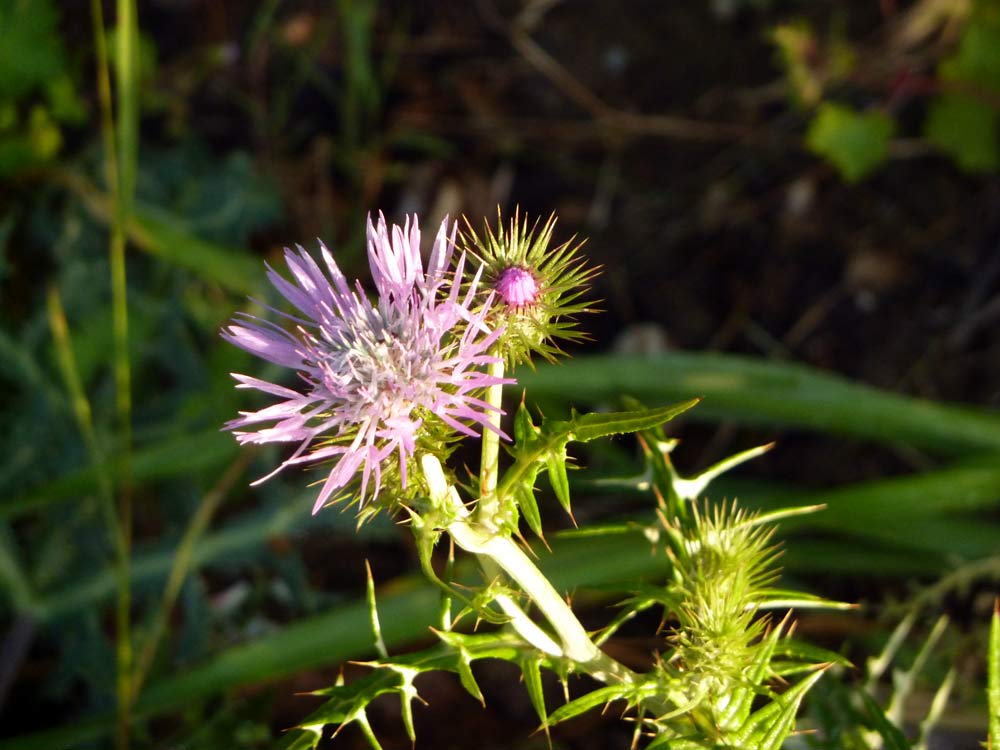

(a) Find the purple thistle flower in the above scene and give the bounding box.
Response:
[223,214,512,514]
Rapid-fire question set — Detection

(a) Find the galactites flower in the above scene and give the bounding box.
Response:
[460,209,597,367]
[222,213,513,516]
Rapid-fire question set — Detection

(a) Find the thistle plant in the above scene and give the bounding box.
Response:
[224,210,846,748]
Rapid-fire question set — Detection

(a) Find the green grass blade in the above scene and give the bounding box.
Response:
[115,0,138,219]
[45,285,120,546]
[129,454,250,700]
[775,459,1000,525]
[990,599,1000,749]
[0,524,36,613]
[518,353,1000,454]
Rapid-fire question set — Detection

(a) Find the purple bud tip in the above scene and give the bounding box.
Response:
[496,266,539,308]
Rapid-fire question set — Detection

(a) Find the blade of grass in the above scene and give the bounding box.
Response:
[0,524,36,614]
[45,285,120,548]
[92,1,138,746]
[46,281,129,746]
[989,599,999,749]
[767,459,1000,524]
[518,353,1000,455]
[129,453,252,701]
[115,0,138,221]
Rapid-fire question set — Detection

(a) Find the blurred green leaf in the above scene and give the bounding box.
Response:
[517,353,1000,455]
[940,6,1000,92]
[44,74,87,124]
[806,102,894,182]
[772,22,822,107]
[925,93,999,172]
[859,692,910,750]
[0,0,65,99]
[0,105,62,176]
[923,3,1000,173]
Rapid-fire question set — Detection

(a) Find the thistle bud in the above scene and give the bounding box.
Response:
[461,209,597,367]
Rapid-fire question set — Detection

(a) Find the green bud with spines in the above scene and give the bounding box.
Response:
[460,208,598,368]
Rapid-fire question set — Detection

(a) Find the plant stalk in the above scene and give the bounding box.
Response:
[477,357,506,525]
[422,455,637,685]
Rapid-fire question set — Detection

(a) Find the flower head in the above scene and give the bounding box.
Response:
[495,266,539,308]
[461,209,597,367]
[223,214,512,515]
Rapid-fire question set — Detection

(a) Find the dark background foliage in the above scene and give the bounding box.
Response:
[2,1,999,748]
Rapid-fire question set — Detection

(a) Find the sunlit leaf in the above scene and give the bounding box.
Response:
[806,102,894,182]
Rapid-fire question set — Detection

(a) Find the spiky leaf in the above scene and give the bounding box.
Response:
[499,399,699,531]
[547,684,652,726]
[736,667,828,748]
[521,656,548,733]
[570,399,700,443]
[859,691,910,750]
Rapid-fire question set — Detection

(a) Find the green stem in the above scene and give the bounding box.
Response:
[422,455,636,684]
[91,3,136,748]
[477,357,505,525]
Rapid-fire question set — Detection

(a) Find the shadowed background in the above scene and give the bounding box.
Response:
[2,1,1000,748]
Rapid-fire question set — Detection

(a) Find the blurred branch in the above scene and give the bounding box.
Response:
[475,0,751,143]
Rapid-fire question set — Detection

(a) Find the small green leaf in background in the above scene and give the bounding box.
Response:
[0,0,65,99]
[940,4,1000,93]
[771,21,855,109]
[806,102,895,182]
[925,93,999,172]
[772,22,823,107]
[924,4,1000,173]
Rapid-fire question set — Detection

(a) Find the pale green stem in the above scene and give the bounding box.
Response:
[477,358,506,525]
[422,455,636,684]
[91,4,136,748]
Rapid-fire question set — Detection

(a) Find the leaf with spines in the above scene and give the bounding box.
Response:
[770,638,853,672]
[546,682,662,727]
[859,691,910,750]
[570,400,700,442]
[365,561,387,660]
[521,656,549,736]
[434,629,485,704]
[280,633,539,749]
[509,402,546,540]
[499,399,700,539]
[734,665,829,749]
